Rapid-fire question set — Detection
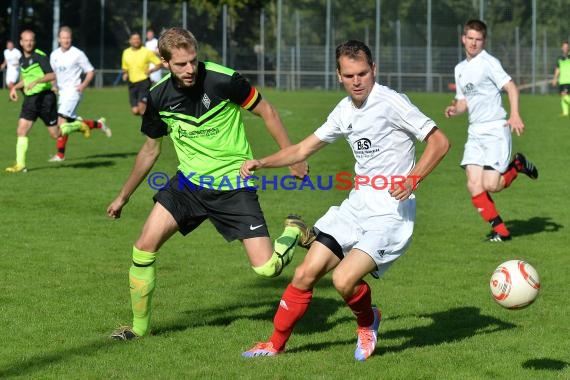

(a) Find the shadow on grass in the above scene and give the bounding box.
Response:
[82,152,138,160]
[152,278,351,337]
[287,306,517,355]
[522,358,569,371]
[27,160,117,172]
[0,302,516,377]
[378,306,516,354]
[0,338,119,378]
[506,216,563,237]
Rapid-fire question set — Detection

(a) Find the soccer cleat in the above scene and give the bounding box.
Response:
[513,153,538,180]
[48,155,65,162]
[485,232,512,242]
[242,342,281,357]
[354,307,381,362]
[5,163,27,173]
[99,117,112,138]
[284,215,316,249]
[110,326,140,341]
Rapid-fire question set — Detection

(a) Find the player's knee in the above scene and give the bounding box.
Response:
[292,264,319,288]
[252,255,282,278]
[331,271,356,298]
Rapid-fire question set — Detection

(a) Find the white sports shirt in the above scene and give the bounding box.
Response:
[50,46,94,91]
[3,47,22,73]
[314,83,436,189]
[454,49,511,125]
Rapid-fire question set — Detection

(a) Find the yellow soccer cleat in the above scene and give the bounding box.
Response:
[5,163,27,173]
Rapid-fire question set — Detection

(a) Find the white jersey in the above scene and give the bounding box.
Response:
[3,47,22,83]
[3,47,21,69]
[454,49,511,126]
[145,37,162,83]
[314,83,436,190]
[50,46,94,91]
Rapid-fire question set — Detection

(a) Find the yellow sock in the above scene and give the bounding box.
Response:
[129,247,156,336]
[16,136,28,167]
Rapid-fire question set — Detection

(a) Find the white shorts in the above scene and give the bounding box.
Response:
[314,188,416,278]
[57,89,83,119]
[461,120,512,172]
[5,67,19,85]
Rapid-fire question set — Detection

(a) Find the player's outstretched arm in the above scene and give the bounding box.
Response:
[389,127,450,201]
[240,134,326,179]
[250,98,309,179]
[107,137,162,219]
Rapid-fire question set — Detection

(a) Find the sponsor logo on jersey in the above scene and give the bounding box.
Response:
[202,93,211,109]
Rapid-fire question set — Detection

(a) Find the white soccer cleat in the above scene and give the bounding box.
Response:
[99,117,112,138]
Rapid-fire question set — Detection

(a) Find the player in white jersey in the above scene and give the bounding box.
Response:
[444,19,538,242]
[1,40,22,93]
[241,40,449,361]
[145,29,162,84]
[49,26,111,162]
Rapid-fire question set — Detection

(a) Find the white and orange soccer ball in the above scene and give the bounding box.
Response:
[490,260,541,309]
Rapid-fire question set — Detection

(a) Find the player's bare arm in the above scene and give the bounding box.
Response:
[240,134,326,178]
[107,137,163,219]
[389,128,450,201]
[25,72,56,92]
[444,98,467,118]
[503,80,524,136]
[9,80,23,101]
[78,70,94,92]
[250,98,309,179]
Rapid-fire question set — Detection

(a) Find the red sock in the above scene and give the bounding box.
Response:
[502,164,518,188]
[83,119,101,129]
[471,192,510,236]
[269,284,312,351]
[56,135,69,157]
[345,282,374,328]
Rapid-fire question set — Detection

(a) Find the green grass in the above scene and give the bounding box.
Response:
[0,87,568,379]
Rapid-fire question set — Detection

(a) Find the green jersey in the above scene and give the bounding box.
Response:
[142,62,262,190]
[20,49,53,96]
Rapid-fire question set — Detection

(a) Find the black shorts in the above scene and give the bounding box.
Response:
[128,79,151,107]
[20,90,58,126]
[153,171,270,241]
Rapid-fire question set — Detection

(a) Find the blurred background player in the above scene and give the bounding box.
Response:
[551,40,570,116]
[5,30,84,173]
[444,19,538,242]
[121,31,162,116]
[145,28,162,84]
[1,40,22,94]
[241,40,449,361]
[49,26,112,162]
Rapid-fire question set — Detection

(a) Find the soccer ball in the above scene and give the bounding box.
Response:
[489,260,540,309]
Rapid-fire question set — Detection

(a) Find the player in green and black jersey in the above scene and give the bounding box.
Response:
[5,29,87,173]
[107,27,312,340]
[552,41,570,116]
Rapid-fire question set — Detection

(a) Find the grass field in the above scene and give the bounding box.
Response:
[0,86,568,379]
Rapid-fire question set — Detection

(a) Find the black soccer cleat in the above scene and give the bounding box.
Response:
[513,153,538,180]
[110,326,140,341]
[485,232,512,242]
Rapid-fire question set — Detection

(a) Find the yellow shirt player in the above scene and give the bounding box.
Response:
[121,31,162,115]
